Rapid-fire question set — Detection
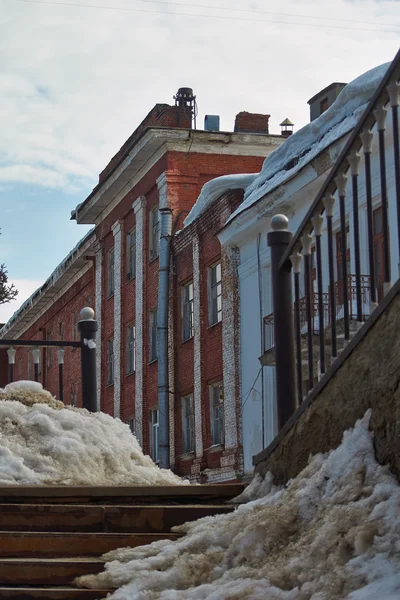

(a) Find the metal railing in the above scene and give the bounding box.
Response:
[268,48,400,430]
[0,307,98,411]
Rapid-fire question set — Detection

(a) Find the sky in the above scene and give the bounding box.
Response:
[0,0,399,323]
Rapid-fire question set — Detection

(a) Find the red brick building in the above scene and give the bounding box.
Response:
[0,93,283,481]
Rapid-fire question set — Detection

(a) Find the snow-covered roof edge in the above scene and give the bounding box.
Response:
[0,228,95,338]
[183,173,257,228]
[226,61,390,224]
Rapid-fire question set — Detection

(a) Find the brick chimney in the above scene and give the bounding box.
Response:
[234,111,270,134]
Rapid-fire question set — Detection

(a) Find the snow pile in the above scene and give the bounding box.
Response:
[183,173,257,228]
[0,381,187,486]
[77,411,400,599]
[228,62,390,222]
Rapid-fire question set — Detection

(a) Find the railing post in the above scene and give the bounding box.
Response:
[7,347,16,383]
[268,215,296,429]
[78,307,98,412]
[57,348,65,403]
[32,348,40,382]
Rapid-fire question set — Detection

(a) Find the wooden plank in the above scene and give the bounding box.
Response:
[0,587,113,599]
[0,558,105,586]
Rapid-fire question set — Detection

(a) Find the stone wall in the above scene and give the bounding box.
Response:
[255,282,400,485]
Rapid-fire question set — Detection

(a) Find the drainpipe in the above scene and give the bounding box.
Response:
[157,208,173,469]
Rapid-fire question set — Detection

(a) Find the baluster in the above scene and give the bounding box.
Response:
[374,105,391,288]
[290,251,303,404]
[57,348,65,402]
[360,128,377,307]
[7,347,16,383]
[387,80,400,270]
[311,213,325,375]
[300,232,314,391]
[323,195,337,358]
[335,172,350,340]
[348,150,363,321]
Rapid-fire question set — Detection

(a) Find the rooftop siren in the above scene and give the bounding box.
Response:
[173,87,198,129]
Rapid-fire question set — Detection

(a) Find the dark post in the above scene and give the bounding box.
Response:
[7,347,16,383]
[268,215,296,429]
[32,348,40,383]
[78,307,98,412]
[57,348,65,403]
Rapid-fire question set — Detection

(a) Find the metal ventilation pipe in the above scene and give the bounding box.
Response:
[157,207,173,469]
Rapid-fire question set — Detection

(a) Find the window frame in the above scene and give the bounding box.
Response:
[107,338,114,385]
[208,262,222,326]
[209,381,224,446]
[181,394,194,454]
[149,205,160,261]
[126,229,136,281]
[107,247,115,297]
[181,281,194,341]
[149,308,158,362]
[126,324,136,375]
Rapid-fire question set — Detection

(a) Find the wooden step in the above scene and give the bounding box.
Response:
[0,503,234,533]
[0,531,181,558]
[0,484,245,505]
[0,587,113,599]
[0,558,105,586]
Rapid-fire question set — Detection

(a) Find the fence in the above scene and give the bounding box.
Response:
[268,48,400,431]
[0,307,98,412]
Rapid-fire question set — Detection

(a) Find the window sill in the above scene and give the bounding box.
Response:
[148,358,158,365]
[106,382,114,389]
[149,255,159,265]
[126,370,136,378]
[181,335,194,345]
[126,275,135,283]
[178,451,195,460]
[204,443,224,453]
[107,293,115,300]
[208,320,222,330]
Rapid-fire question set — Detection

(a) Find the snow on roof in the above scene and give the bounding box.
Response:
[77,410,400,598]
[183,173,257,228]
[224,61,390,224]
[0,381,188,486]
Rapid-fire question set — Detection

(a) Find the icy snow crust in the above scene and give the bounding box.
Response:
[183,174,257,228]
[77,411,400,599]
[226,62,390,223]
[0,382,187,486]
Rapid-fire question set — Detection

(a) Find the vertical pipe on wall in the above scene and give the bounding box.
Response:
[157,208,173,469]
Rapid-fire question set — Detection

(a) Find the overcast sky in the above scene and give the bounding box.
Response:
[0,0,399,323]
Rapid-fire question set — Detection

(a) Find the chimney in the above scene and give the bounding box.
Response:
[234,111,270,134]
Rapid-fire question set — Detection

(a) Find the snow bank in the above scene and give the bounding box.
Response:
[183,174,257,228]
[77,411,400,599]
[227,62,390,223]
[0,382,187,486]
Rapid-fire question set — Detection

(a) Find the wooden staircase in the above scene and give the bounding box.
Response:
[0,484,244,599]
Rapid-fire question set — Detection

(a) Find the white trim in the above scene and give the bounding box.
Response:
[193,235,203,457]
[133,196,146,446]
[112,220,123,418]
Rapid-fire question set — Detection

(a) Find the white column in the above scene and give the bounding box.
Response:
[133,196,146,447]
[193,235,203,458]
[221,246,239,449]
[112,220,123,419]
[94,241,103,411]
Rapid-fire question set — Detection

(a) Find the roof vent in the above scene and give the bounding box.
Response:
[204,115,220,131]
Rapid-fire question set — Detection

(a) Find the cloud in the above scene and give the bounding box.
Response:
[0,279,43,325]
[0,0,398,197]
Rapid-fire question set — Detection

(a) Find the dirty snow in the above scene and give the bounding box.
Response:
[0,381,187,486]
[77,411,400,599]
[225,62,390,223]
[183,174,257,228]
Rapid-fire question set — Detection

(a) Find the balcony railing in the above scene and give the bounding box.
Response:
[267,47,400,431]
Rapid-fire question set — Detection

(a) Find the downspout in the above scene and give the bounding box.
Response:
[157,208,173,469]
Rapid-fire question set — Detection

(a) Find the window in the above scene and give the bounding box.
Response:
[208,263,222,326]
[108,248,115,297]
[210,382,224,445]
[149,205,160,261]
[71,383,77,407]
[181,282,194,341]
[107,339,114,385]
[126,325,136,375]
[149,308,158,362]
[73,312,78,341]
[47,332,53,369]
[181,394,194,453]
[59,321,64,341]
[320,97,329,114]
[149,408,159,463]
[127,230,136,281]
[127,417,136,435]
